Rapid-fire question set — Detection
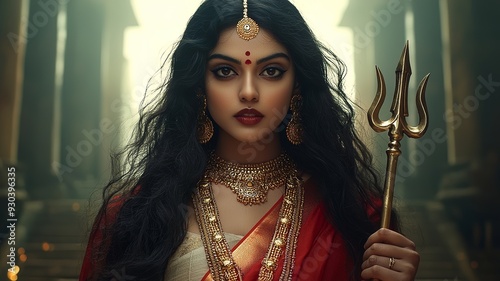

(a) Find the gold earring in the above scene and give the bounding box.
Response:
[197,95,214,144]
[286,94,303,145]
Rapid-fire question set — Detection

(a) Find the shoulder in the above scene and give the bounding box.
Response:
[80,188,139,280]
[101,186,141,222]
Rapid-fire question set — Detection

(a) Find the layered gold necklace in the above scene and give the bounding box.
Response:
[193,152,304,281]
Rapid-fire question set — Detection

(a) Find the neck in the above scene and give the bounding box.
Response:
[215,131,282,164]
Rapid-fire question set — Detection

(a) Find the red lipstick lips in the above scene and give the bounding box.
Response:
[234,108,264,125]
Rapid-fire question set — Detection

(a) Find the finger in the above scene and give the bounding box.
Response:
[362,242,418,262]
[361,263,402,281]
[361,255,402,272]
[361,256,419,281]
[362,252,420,280]
[364,228,416,250]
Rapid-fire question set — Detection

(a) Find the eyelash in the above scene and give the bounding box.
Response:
[261,67,286,79]
[210,66,287,80]
[211,66,236,79]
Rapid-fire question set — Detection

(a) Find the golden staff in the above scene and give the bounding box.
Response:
[367,41,430,228]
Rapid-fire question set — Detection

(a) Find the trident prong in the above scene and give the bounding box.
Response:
[367,41,430,228]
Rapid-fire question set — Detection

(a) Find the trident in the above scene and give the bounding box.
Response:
[367,41,430,228]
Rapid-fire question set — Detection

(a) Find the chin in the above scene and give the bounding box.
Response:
[235,131,277,144]
[217,124,281,145]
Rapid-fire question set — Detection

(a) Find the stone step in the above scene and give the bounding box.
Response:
[17,261,81,274]
[28,225,89,236]
[19,235,88,244]
[15,244,85,260]
[0,199,90,280]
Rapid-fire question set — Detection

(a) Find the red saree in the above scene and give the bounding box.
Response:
[201,177,360,281]
[80,179,380,280]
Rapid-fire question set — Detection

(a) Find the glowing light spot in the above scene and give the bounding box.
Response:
[7,271,17,281]
[17,248,25,255]
[72,202,80,212]
[245,51,250,56]
[245,59,252,65]
[7,265,20,281]
[20,254,27,262]
[42,242,50,251]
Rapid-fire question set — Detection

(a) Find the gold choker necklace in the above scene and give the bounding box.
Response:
[204,152,295,205]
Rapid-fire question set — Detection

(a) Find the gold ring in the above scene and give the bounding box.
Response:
[389,257,396,269]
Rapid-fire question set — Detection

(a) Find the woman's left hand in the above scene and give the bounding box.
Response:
[361,228,420,281]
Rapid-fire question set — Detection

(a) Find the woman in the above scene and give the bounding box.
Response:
[80,0,420,280]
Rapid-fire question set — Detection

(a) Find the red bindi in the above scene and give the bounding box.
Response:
[245,51,251,56]
[245,59,252,65]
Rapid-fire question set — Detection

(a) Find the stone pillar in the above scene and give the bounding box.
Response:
[470,1,500,166]
[0,0,28,166]
[440,0,480,165]
[400,0,447,199]
[18,0,64,197]
[57,0,105,191]
[0,0,29,244]
[99,0,138,185]
[438,0,500,249]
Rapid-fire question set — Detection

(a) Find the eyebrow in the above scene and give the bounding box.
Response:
[256,53,290,64]
[207,54,240,64]
[207,52,290,65]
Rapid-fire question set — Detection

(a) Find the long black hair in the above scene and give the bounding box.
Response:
[87,0,389,280]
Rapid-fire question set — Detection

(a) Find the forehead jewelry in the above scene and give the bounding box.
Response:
[236,0,260,40]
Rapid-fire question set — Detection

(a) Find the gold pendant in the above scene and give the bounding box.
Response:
[236,17,260,41]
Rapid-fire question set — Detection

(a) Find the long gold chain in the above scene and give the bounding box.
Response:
[204,152,295,206]
[193,166,304,281]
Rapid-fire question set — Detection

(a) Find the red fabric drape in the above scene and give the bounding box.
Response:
[236,204,354,281]
[80,181,381,281]
[79,195,127,281]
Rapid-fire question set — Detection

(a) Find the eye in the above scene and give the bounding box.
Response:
[260,67,286,79]
[211,66,237,78]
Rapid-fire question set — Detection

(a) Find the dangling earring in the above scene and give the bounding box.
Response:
[286,94,303,145]
[197,94,213,144]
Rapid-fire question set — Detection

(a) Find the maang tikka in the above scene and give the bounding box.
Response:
[236,0,259,40]
[197,93,214,144]
[286,94,304,145]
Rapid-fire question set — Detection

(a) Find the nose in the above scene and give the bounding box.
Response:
[238,73,259,102]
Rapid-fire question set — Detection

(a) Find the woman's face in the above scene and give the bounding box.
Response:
[205,28,295,144]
